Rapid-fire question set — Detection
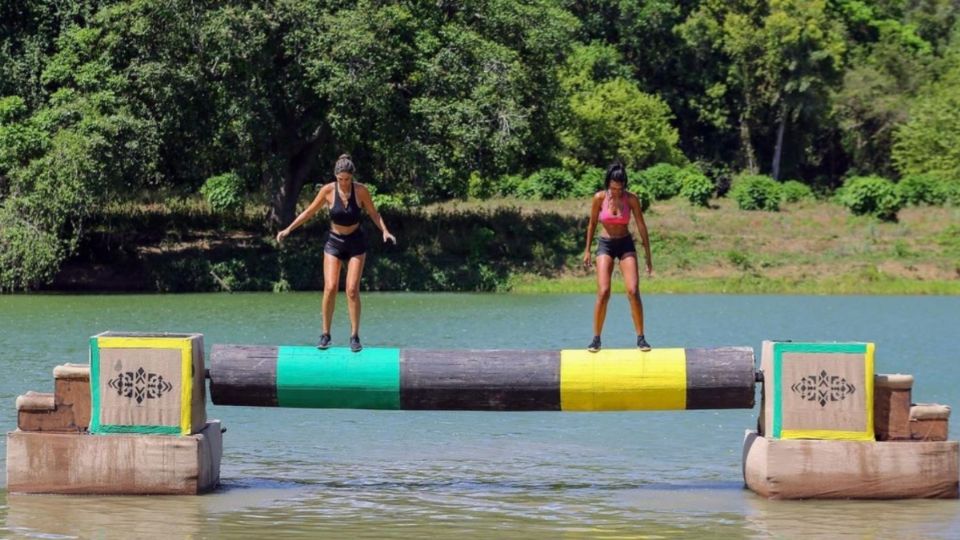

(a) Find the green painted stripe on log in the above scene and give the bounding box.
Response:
[684,347,756,410]
[400,349,561,410]
[276,346,400,409]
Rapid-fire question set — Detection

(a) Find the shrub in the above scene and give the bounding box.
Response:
[467,171,494,200]
[936,178,960,206]
[897,174,945,206]
[698,161,733,197]
[678,167,713,207]
[516,168,575,200]
[200,172,245,213]
[495,173,524,197]
[632,183,652,212]
[638,163,682,200]
[781,180,815,203]
[730,174,782,211]
[0,214,65,291]
[572,167,605,198]
[840,175,903,221]
[362,182,407,211]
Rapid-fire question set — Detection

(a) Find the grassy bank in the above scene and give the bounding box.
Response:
[509,274,960,295]
[51,196,960,294]
[495,197,960,295]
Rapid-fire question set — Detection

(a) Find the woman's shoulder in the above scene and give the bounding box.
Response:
[592,190,606,201]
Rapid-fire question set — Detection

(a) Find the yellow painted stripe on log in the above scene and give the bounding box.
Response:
[560,348,687,411]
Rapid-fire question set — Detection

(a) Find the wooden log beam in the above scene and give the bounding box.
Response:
[209,345,756,411]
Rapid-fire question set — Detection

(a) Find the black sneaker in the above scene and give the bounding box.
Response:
[637,335,651,352]
[317,333,331,350]
[587,336,601,353]
[350,335,362,353]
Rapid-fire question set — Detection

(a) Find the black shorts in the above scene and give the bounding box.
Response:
[597,235,636,260]
[324,229,367,261]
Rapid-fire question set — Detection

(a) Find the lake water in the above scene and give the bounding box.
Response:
[0,293,958,538]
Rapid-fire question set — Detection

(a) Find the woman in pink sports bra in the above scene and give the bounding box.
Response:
[582,161,653,353]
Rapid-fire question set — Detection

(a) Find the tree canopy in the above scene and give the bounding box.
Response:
[2,0,960,289]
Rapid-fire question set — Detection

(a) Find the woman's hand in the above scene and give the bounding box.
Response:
[383,231,396,245]
[583,251,592,269]
[276,229,290,243]
[645,258,653,276]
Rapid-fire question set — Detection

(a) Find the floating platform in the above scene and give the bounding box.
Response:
[6,420,223,495]
[742,430,959,499]
[210,345,757,411]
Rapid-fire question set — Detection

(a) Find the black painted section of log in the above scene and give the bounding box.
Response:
[400,350,561,410]
[685,347,756,409]
[210,345,279,407]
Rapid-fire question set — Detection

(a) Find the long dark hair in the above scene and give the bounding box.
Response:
[604,161,628,189]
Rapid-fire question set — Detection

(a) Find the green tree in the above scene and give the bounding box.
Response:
[0,89,158,290]
[892,59,960,179]
[678,0,845,180]
[830,1,940,177]
[557,43,682,170]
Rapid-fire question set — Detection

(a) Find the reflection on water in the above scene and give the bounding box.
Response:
[5,484,959,539]
[1,293,958,538]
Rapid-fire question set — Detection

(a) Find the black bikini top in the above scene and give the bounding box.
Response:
[330,182,361,226]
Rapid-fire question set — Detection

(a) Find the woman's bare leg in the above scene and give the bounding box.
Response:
[344,254,366,337]
[593,255,614,336]
[322,254,342,334]
[619,253,644,335]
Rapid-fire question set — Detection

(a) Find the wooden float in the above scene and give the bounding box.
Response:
[748,341,958,500]
[742,430,959,499]
[6,420,223,495]
[6,341,222,496]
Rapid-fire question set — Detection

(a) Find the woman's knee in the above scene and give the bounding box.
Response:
[346,286,361,301]
[597,287,612,301]
[625,285,639,298]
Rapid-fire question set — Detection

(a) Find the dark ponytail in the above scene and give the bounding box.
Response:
[605,161,628,189]
[334,154,355,175]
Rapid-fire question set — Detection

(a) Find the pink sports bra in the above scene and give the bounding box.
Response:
[599,192,630,225]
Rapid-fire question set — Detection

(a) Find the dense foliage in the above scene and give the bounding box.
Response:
[3,0,960,289]
[840,175,904,221]
[730,174,782,212]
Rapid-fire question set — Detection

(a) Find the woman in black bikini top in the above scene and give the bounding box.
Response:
[329,179,361,226]
[276,154,396,352]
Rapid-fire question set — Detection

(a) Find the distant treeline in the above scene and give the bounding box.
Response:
[2,1,960,290]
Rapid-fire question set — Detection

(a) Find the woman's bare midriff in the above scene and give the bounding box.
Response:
[330,222,359,235]
[600,223,630,239]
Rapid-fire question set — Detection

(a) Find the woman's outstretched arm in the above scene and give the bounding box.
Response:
[276,184,331,243]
